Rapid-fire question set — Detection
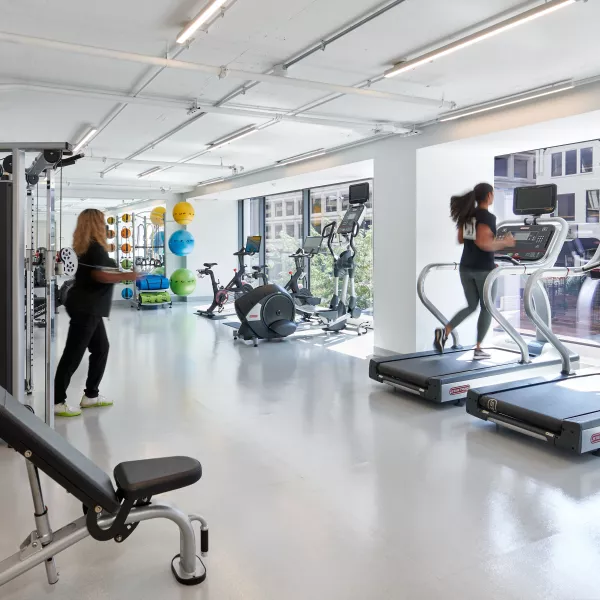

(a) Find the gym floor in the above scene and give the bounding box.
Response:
[1,305,600,600]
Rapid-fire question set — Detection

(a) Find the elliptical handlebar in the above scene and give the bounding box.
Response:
[322,222,337,258]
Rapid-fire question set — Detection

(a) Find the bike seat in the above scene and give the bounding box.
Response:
[252,265,266,271]
[203,262,217,268]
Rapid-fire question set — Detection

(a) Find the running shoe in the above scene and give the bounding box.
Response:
[54,402,82,417]
[434,328,448,353]
[473,349,492,360]
[80,394,114,408]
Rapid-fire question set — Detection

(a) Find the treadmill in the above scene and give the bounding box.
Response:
[466,226,600,455]
[370,184,578,404]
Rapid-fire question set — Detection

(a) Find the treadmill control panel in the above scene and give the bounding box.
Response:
[496,224,555,262]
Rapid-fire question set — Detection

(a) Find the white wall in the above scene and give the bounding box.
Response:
[187,197,239,299]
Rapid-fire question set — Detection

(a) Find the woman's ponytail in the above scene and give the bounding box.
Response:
[450,191,476,229]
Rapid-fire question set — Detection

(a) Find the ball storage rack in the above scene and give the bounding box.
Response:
[131,210,172,311]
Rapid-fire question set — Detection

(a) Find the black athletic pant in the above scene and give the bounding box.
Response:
[54,308,109,404]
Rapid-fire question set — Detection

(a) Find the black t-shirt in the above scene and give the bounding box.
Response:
[66,241,116,317]
[460,208,497,271]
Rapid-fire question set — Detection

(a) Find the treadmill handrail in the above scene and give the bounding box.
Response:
[523,235,600,375]
[483,218,569,365]
[417,262,461,348]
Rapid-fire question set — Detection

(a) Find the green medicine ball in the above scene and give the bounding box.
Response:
[121,259,132,269]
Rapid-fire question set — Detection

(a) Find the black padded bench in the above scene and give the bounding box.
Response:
[0,386,208,588]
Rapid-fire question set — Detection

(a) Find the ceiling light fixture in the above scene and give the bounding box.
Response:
[199,176,225,185]
[276,149,326,166]
[438,80,574,122]
[72,127,98,154]
[385,0,578,78]
[208,126,257,152]
[137,166,162,179]
[177,0,229,44]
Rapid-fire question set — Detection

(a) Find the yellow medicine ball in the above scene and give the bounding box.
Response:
[122,213,132,223]
[107,216,116,225]
[172,201,195,225]
[150,206,166,226]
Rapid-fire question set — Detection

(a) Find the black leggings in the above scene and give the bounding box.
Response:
[447,269,497,345]
[54,308,109,404]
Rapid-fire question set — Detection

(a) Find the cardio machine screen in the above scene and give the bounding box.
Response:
[496,224,555,262]
[349,182,370,205]
[245,235,262,254]
[303,236,323,254]
[513,184,557,216]
[338,204,366,236]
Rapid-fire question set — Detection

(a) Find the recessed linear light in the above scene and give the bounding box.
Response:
[72,127,98,154]
[177,0,229,44]
[199,177,225,185]
[208,126,257,152]
[385,0,578,78]
[438,81,575,122]
[137,166,162,179]
[276,149,326,166]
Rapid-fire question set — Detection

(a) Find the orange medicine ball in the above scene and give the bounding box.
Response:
[121,243,132,253]
[121,227,132,239]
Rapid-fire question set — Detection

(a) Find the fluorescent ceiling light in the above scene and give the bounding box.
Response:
[438,81,574,122]
[385,0,577,78]
[177,0,229,44]
[137,166,162,179]
[208,126,257,152]
[276,149,326,166]
[199,177,224,185]
[72,127,98,154]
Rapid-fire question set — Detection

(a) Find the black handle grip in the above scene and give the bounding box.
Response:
[200,529,209,554]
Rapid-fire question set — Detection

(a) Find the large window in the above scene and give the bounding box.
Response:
[265,190,303,286]
[495,156,509,178]
[556,193,575,221]
[565,150,578,176]
[514,158,529,179]
[551,152,563,177]
[309,181,374,312]
[242,197,262,270]
[581,147,594,174]
[587,190,600,223]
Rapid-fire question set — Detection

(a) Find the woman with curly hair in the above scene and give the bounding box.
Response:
[54,209,139,417]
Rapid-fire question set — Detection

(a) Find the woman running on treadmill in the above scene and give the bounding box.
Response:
[434,183,515,360]
[54,209,140,417]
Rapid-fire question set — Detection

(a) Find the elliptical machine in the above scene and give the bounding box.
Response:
[196,236,264,318]
[284,235,324,313]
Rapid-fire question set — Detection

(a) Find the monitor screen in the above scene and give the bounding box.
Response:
[303,236,322,253]
[349,182,370,205]
[513,184,557,215]
[245,235,262,254]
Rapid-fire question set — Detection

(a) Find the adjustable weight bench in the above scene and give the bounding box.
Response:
[0,386,208,588]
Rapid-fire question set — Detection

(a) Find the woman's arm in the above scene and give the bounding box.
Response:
[475,224,514,252]
[92,270,139,284]
[457,229,464,244]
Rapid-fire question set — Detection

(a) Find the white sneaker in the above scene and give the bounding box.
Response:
[54,402,82,417]
[80,394,114,409]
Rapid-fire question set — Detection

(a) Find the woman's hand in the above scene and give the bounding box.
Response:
[502,233,516,248]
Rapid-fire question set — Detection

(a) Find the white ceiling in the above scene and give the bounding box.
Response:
[0,0,598,210]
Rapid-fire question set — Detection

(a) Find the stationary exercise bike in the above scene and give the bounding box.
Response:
[196,236,265,318]
[284,234,326,314]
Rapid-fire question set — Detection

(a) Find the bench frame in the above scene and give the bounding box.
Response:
[0,458,208,588]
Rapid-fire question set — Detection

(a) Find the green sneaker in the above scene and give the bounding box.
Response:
[54,402,82,417]
[80,394,114,408]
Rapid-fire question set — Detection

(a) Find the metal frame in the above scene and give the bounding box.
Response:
[482,218,569,364]
[0,460,208,588]
[44,170,55,428]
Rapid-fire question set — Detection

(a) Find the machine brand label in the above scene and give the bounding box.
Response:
[449,385,470,396]
[591,433,600,445]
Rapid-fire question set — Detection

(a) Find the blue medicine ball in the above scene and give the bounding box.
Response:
[121,287,133,300]
[168,230,195,257]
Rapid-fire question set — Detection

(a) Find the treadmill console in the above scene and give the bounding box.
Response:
[496,224,555,262]
[337,204,366,236]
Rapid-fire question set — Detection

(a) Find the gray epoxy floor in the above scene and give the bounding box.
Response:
[2,305,600,599]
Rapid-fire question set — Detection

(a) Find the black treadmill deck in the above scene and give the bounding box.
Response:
[474,374,600,434]
[377,347,523,388]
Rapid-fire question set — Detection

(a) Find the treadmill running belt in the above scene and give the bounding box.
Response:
[378,348,521,388]
[480,375,600,434]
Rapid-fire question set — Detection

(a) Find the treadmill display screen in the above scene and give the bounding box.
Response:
[496,224,555,262]
[513,184,557,215]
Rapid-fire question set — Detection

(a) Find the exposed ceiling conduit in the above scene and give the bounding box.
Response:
[0,31,449,107]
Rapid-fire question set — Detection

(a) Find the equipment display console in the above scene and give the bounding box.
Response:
[245,235,262,254]
[337,204,366,236]
[496,224,555,262]
[302,236,323,255]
